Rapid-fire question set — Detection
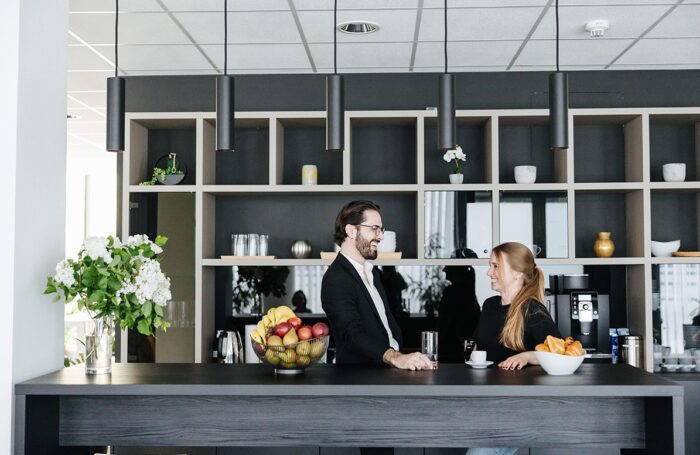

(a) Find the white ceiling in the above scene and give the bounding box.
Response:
[66,0,700,153]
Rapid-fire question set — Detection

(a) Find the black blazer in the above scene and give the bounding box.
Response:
[321,253,403,365]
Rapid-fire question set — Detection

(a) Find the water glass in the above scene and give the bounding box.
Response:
[247,233,259,256]
[232,234,248,256]
[421,331,438,369]
[463,338,475,364]
[259,234,269,256]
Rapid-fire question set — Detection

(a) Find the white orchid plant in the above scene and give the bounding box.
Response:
[45,235,171,336]
[443,145,467,174]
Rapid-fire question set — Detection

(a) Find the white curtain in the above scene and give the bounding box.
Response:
[424,191,455,257]
[659,264,700,354]
[292,266,329,313]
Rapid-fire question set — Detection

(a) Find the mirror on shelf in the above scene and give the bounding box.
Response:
[424,191,493,259]
[499,191,568,259]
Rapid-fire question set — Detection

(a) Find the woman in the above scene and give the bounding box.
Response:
[466,243,561,455]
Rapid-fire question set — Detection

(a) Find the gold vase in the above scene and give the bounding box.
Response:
[593,231,615,258]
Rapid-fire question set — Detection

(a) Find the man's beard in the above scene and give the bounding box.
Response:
[355,235,377,260]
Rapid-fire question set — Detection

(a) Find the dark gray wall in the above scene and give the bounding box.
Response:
[125,71,700,112]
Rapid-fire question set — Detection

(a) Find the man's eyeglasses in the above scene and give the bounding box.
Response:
[356,224,386,235]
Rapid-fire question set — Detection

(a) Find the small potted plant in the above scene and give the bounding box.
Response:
[141,153,185,185]
[443,145,467,184]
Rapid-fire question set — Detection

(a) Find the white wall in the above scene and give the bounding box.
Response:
[0,0,69,453]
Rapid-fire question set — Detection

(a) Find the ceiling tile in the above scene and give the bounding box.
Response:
[69,45,114,71]
[613,38,700,66]
[531,5,672,40]
[647,5,700,38]
[70,0,162,13]
[201,44,312,71]
[420,7,545,41]
[160,0,289,12]
[119,45,217,71]
[68,72,111,92]
[415,41,523,68]
[297,9,419,43]
[310,42,413,70]
[174,11,300,44]
[294,0,419,11]
[68,92,108,109]
[516,38,634,66]
[69,12,192,45]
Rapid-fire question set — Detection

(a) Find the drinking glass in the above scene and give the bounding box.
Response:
[463,338,475,364]
[421,331,438,369]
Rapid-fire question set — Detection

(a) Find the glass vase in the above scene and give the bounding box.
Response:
[84,315,114,374]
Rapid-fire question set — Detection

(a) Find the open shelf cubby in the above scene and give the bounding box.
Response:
[574,190,644,258]
[650,189,700,252]
[498,115,566,184]
[573,114,644,183]
[649,114,699,183]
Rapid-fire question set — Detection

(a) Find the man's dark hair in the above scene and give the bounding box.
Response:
[333,200,381,246]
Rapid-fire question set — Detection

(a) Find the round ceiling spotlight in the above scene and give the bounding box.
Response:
[336,21,380,34]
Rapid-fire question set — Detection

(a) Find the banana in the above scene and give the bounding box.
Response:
[256,321,267,339]
[266,308,277,325]
[250,331,264,345]
[273,306,296,323]
[262,315,273,328]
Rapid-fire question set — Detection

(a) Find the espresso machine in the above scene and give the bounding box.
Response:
[547,274,610,353]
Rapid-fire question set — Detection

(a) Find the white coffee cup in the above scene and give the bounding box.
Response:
[378,230,396,253]
[470,350,487,364]
[662,163,686,182]
[514,165,537,184]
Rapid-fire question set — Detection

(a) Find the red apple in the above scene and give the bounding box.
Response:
[274,322,292,338]
[312,322,329,338]
[297,326,313,341]
[288,317,303,330]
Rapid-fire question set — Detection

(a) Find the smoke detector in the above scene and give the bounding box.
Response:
[336,21,380,34]
[585,20,609,38]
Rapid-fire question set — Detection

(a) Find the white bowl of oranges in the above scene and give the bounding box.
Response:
[250,306,330,375]
[534,335,586,376]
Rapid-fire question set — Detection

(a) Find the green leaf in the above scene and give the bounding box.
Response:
[155,235,168,247]
[142,301,153,317]
[154,304,163,317]
[97,277,109,290]
[44,284,56,294]
[137,319,152,336]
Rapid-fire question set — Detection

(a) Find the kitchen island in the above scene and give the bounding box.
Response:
[14,363,683,455]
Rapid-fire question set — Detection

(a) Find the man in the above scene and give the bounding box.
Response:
[321,200,434,371]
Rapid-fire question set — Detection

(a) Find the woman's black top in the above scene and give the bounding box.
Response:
[473,296,561,365]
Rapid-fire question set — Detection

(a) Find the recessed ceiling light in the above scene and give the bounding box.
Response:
[336,21,380,34]
[67,113,81,120]
[585,20,609,38]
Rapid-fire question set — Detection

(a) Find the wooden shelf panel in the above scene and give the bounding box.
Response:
[201,257,646,267]
[650,257,700,264]
[129,185,197,193]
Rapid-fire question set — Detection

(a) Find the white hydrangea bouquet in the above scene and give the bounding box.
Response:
[443,145,467,174]
[45,234,171,336]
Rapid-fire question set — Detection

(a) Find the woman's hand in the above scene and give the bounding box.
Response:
[498,352,534,370]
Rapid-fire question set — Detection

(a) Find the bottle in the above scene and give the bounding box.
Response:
[610,328,619,364]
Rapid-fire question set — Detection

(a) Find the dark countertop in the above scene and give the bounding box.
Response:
[15,363,682,398]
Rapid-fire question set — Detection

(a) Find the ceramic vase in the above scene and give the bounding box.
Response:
[593,231,615,258]
[449,173,463,184]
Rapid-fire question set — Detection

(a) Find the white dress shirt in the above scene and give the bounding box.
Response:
[341,252,400,351]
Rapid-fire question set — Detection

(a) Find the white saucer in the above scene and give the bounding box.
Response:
[466,360,493,368]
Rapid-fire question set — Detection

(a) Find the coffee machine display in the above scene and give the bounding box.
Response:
[549,274,610,353]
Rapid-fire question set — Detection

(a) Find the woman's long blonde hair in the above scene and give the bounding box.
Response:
[493,242,546,352]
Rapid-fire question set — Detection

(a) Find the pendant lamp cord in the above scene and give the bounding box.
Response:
[114,0,118,77]
[444,0,448,74]
[224,0,228,75]
[333,0,337,75]
[555,0,560,72]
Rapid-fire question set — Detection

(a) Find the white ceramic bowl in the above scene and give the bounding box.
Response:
[651,240,681,257]
[514,165,537,184]
[662,163,686,182]
[534,351,585,375]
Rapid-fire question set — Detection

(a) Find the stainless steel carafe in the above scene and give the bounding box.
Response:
[621,335,643,369]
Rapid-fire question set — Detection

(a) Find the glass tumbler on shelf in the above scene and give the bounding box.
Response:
[247,233,260,256]
[232,234,248,256]
[421,331,438,369]
[259,235,269,256]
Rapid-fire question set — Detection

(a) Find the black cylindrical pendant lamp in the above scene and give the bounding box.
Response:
[549,71,569,150]
[216,75,235,152]
[438,73,456,151]
[106,76,125,152]
[326,74,344,152]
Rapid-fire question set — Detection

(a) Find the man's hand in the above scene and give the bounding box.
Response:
[383,349,436,371]
[498,352,534,370]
